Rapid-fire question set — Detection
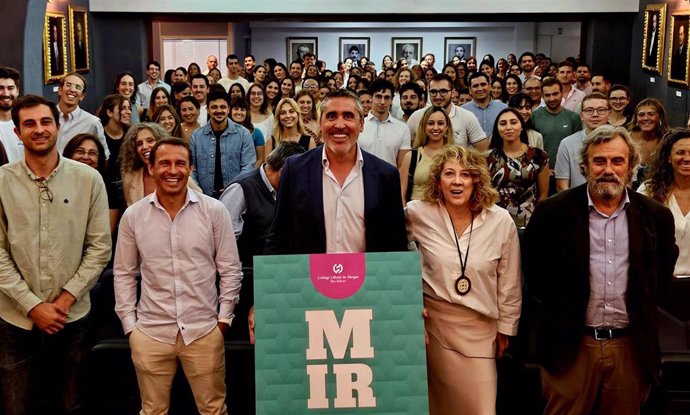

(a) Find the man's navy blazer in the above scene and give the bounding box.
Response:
[264,146,408,254]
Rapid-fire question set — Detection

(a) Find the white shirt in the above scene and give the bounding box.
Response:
[57,106,109,159]
[0,120,23,162]
[218,76,250,94]
[114,189,242,345]
[638,184,690,276]
[220,165,275,238]
[407,104,486,148]
[561,87,585,112]
[136,79,171,109]
[198,104,208,126]
[406,201,522,335]
[358,112,411,166]
[322,146,365,253]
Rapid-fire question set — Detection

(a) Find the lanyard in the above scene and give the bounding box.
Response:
[448,211,474,277]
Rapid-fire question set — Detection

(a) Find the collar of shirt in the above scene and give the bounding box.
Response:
[259,164,276,197]
[58,105,82,122]
[149,187,200,212]
[469,100,495,110]
[21,153,65,181]
[366,112,393,124]
[447,103,458,118]
[201,119,239,135]
[587,187,630,218]
[321,144,364,170]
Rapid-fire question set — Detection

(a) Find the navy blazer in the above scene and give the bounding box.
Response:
[524,184,677,381]
[264,146,408,255]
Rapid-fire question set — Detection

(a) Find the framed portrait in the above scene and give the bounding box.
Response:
[69,6,90,73]
[286,37,318,64]
[339,37,370,64]
[392,38,423,66]
[668,11,690,86]
[44,11,68,84]
[444,37,477,64]
[642,4,667,74]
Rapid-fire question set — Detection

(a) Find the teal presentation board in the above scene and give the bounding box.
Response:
[254,252,429,414]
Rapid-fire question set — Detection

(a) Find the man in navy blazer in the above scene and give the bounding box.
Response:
[264,89,408,255]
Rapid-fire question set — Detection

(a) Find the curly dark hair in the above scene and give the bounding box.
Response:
[643,128,690,203]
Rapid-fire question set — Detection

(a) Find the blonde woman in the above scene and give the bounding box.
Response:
[265,98,316,154]
[399,106,454,204]
[406,144,521,415]
[295,90,321,145]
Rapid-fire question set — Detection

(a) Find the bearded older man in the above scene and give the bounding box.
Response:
[525,125,678,415]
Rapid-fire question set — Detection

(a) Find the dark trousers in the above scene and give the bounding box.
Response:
[0,315,91,415]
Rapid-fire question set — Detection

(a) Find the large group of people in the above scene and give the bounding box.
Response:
[0,44,688,415]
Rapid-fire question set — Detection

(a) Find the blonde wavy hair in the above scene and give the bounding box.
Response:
[422,144,498,211]
[271,98,306,142]
[119,122,171,176]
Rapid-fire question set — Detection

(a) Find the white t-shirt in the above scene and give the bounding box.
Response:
[0,120,23,162]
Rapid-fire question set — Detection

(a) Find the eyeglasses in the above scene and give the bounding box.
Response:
[74,148,99,158]
[429,89,451,97]
[33,178,53,203]
[609,97,628,102]
[525,87,541,92]
[582,107,611,116]
[62,82,84,92]
[516,105,532,110]
[249,91,264,97]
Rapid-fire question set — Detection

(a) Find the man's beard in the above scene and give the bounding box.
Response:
[588,172,626,200]
[402,105,417,116]
[0,96,15,111]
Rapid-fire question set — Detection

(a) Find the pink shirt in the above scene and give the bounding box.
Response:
[114,189,242,345]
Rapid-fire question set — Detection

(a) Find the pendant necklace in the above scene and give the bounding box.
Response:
[448,211,474,296]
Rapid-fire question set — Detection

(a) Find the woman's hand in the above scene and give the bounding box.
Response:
[422,307,429,345]
[496,332,509,358]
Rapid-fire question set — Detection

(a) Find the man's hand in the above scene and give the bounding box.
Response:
[29,303,67,334]
[52,290,76,316]
[248,306,255,345]
[217,321,230,337]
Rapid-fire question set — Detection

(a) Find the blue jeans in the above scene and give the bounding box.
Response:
[0,315,91,415]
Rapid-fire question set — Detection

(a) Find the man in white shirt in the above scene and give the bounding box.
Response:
[358,79,410,167]
[136,60,171,110]
[191,74,209,126]
[115,138,241,415]
[217,54,250,94]
[407,74,488,151]
[55,73,109,158]
[0,67,23,162]
[202,55,218,75]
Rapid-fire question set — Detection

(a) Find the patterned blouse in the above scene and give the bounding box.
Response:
[486,146,548,227]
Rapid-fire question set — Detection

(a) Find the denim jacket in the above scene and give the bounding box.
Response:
[190,120,257,196]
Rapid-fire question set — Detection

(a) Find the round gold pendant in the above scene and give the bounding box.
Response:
[455,275,471,296]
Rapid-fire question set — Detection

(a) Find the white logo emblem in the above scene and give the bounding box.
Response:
[333,263,343,274]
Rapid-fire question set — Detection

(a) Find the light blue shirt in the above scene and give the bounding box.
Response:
[461,99,508,138]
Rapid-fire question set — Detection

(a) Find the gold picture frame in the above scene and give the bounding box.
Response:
[69,6,90,73]
[668,10,690,86]
[642,4,666,74]
[44,11,68,84]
